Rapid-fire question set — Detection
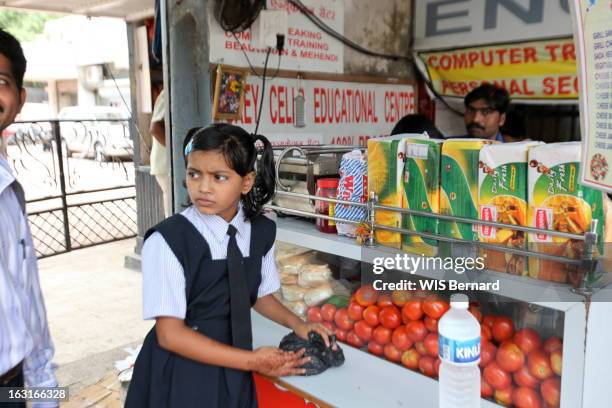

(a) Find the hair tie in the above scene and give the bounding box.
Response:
[184,138,194,156]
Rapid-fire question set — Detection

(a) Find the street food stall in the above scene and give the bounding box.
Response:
[5,1,609,407]
[160,1,611,407]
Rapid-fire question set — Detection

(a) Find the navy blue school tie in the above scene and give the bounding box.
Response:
[226,225,252,350]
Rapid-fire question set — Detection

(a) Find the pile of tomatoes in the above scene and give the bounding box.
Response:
[477,308,562,407]
[306,285,563,408]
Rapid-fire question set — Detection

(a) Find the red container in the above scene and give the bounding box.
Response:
[315,178,339,234]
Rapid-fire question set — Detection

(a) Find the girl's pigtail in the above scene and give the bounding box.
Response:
[243,134,276,218]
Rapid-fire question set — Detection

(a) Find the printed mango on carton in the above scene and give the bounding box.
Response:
[478,141,543,275]
[527,142,605,284]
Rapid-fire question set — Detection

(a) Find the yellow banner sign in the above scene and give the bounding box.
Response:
[418,38,578,100]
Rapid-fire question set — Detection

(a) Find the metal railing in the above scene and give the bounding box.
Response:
[5,118,136,258]
[269,189,603,295]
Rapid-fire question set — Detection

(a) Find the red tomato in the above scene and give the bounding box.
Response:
[372,325,392,345]
[513,386,542,408]
[354,320,374,342]
[480,341,498,368]
[496,341,525,373]
[514,328,542,355]
[368,340,384,356]
[362,305,381,327]
[422,295,450,319]
[470,306,483,323]
[321,303,337,322]
[424,316,438,333]
[379,305,402,329]
[483,361,512,390]
[481,325,492,343]
[377,293,394,308]
[322,321,335,332]
[307,307,323,323]
[514,365,540,389]
[415,341,427,356]
[483,315,497,329]
[346,330,364,348]
[540,378,561,406]
[543,337,563,354]
[550,350,562,376]
[401,299,423,322]
[354,285,378,307]
[391,326,413,351]
[406,320,428,342]
[434,358,441,377]
[418,355,436,377]
[401,348,420,370]
[391,290,411,307]
[424,332,439,357]
[334,328,348,342]
[495,386,515,407]
[384,343,402,362]
[334,308,354,331]
[492,316,515,343]
[347,301,364,321]
[528,350,553,380]
[481,377,494,398]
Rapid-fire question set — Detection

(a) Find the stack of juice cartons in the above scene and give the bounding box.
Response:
[367,134,429,249]
[440,139,497,253]
[477,141,543,275]
[527,142,605,284]
[402,138,444,257]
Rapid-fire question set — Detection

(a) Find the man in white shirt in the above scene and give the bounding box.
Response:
[149,88,170,217]
[0,28,58,408]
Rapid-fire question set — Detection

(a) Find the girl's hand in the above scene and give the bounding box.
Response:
[294,321,337,350]
[250,347,310,377]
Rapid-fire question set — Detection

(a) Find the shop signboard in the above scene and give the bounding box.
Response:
[227,75,415,146]
[209,0,344,74]
[416,38,578,101]
[413,0,573,51]
[573,0,612,193]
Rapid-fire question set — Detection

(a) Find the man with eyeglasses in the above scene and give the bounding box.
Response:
[464,84,510,142]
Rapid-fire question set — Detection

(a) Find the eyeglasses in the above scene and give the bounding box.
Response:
[465,105,497,116]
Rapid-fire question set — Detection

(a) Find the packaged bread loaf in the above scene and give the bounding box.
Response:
[277,251,317,269]
[281,299,308,318]
[281,285,308,302]
[275,242,312,261]
[298,264,332,288]
[304,282,334,306]
[280,272,298,285]
[279,264,302,275]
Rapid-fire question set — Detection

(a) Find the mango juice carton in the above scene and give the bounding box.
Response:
[440,139,497,242]
[478,141,543,275]
[368,134,428,248]
[402,138,444,257]
[528,142,605,283]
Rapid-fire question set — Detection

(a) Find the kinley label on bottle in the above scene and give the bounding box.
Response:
[439,335,480,364]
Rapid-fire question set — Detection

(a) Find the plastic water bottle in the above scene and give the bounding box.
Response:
[438,294,481,408]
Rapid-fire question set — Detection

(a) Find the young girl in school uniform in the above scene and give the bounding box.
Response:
[125,124,333,408]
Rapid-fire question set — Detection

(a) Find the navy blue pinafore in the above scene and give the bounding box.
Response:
[125,213,276,408]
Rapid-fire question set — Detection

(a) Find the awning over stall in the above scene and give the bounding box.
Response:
[0,0,154,21]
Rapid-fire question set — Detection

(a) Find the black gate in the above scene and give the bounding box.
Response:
[5,118,137,258]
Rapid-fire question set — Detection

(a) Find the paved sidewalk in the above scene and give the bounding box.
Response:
[37,239,152,403]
